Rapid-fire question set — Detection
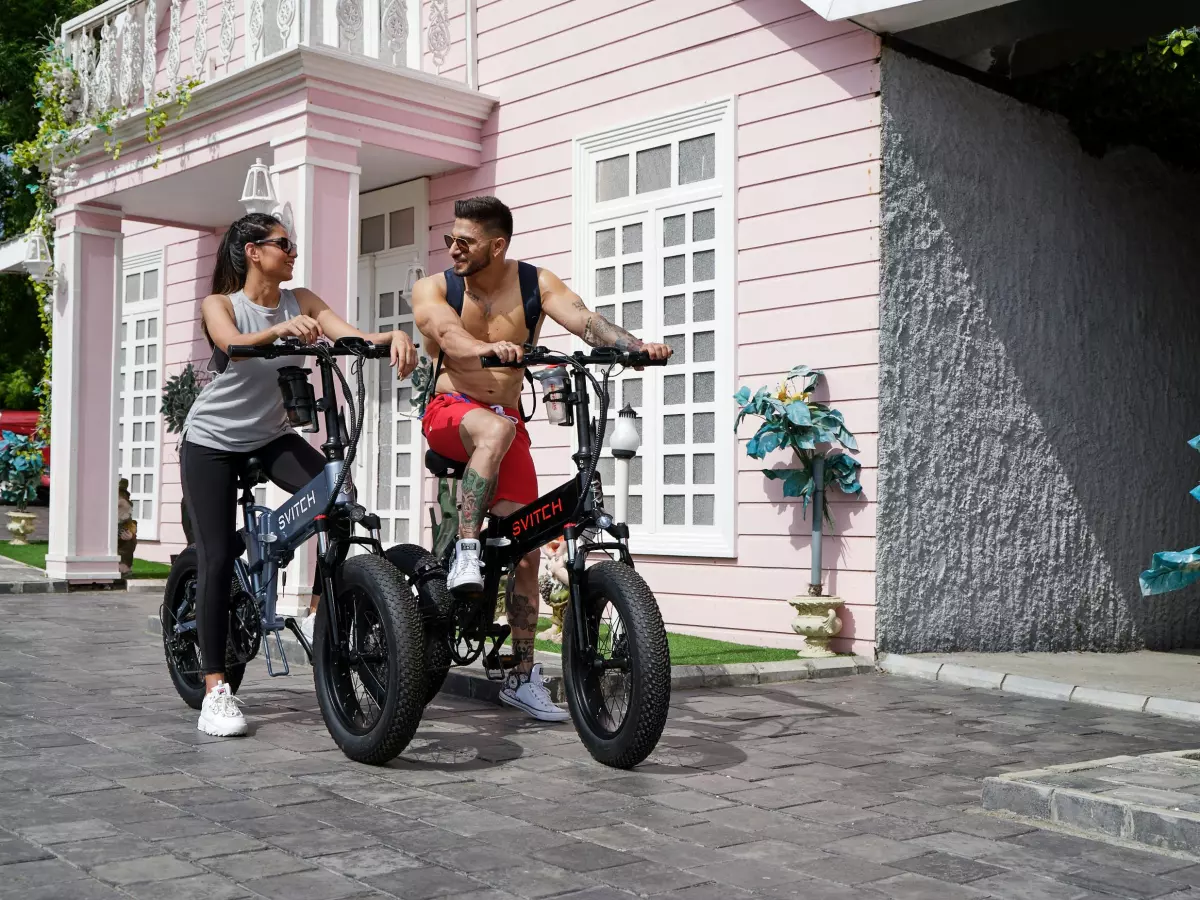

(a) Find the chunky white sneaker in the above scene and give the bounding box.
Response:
[447,539,484,593]
[300,611,316,646]
[197,681,247,737]
[499,663,569,722]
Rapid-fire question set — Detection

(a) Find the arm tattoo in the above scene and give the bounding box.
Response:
[459,468,497,539]
[582,312,644,352]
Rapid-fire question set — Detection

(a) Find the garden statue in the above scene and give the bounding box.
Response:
[117,478,138,577]
[537,537,570,643]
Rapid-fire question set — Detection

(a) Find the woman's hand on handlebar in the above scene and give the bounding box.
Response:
[272,315,323,344]
[385,330,419,379]
[480,340,524,365]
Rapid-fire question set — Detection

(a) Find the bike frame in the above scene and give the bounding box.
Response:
[437,347,655,668]
[171,337,389,676]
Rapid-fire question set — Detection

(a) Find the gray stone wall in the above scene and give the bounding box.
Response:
[877,48,1200,652]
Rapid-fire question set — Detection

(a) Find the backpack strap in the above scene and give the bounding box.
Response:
[431,264,542,423]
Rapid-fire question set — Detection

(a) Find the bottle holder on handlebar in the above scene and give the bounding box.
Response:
[277,366,318,432]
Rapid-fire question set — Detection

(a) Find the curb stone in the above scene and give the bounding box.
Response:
[877,652,1200,726]
[0,579,69,594]
[983,751,1200,858]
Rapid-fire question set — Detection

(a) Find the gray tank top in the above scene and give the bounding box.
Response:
[183,289,306,452]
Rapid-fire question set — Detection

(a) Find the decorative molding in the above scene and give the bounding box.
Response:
[247,0,265,64]
[278,0,297,46]
[166,0,182,86]
[95,19,116,111]
[308,105,482,151]
[142,0,157,103]
[117,8,140,108]
[269,127,363,147]
[195,0,210,78]
[427,0,450,69]
[219,0,236,70]
[269,155,363,175]
[336,0,364,43]
[381,0,408,67]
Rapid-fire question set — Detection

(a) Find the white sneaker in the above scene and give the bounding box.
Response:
[300,612,316,646]
[447,539,483,592]
[197,681,247,737]
[499,663,569,722]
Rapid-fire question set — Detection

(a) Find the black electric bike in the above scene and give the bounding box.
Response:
[386,345,673,769]
[160,337,428,765]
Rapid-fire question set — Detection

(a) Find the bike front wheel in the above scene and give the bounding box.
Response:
[312,554,426,765]
[562,560,671,769]
[383,543,453,706]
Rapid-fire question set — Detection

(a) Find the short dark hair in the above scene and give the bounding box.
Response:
[454,195,513,241]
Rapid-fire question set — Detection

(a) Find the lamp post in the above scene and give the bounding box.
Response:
[610,404,640,526]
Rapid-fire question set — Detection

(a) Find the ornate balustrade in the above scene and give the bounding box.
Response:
[60,0,477,126]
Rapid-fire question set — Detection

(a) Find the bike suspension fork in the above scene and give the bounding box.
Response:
[563,525,594,659]
[314,516,340,649]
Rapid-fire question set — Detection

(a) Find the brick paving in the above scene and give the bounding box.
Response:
[2,591,1200,899]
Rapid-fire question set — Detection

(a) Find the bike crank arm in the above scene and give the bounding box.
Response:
[284,617,313,664]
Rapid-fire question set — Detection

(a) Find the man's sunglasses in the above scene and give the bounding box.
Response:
[444,234,489,252]
[255,237,297,254]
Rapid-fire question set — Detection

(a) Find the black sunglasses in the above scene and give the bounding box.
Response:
[444,233,497,252]
[255,237,297,254]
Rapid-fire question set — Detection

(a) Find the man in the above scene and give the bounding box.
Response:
[411,196,671,721]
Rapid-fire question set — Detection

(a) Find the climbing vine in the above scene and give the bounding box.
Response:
[11,31,201,437]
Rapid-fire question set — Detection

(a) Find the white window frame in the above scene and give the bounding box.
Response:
[119,250,165,541]
[571,97,738,558]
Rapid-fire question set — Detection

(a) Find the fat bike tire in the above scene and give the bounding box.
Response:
[383,544,454,706]
[562,560,671,769]
[312,554,426,765]
[161,547,246,710]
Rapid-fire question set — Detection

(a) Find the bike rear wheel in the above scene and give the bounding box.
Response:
[312,554,426,764]
[161,548,247,710]
[562,560,671,769]
[383,544,453,705]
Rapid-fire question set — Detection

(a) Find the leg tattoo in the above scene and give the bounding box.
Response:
[508,591,539,673]
[459,468,497,539]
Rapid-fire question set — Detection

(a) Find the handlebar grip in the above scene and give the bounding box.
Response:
[481,356,523,368]
[228,344,274,358]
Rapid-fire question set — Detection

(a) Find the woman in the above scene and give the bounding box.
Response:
[182,212,418,737]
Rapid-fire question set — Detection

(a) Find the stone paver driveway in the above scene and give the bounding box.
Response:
[2,591,1200,900]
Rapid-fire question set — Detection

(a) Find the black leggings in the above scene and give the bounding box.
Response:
[180,433,326,676]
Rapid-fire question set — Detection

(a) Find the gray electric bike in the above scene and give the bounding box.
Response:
[160,336,428,764]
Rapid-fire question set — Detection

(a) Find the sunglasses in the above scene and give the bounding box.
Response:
[255,237,297,254]
[443,233,491,252]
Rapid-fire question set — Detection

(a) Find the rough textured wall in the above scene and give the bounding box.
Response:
[877,48,1200,652]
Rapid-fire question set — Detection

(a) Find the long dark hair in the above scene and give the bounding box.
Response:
[205,212,282,347]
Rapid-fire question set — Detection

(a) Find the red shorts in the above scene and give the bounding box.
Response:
[421,392,539,506]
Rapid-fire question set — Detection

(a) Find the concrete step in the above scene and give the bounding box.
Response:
[984,750,1200,861]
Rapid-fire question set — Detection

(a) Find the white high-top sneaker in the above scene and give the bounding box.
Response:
[499,663,569,722]
[197,681,247,737]
[447,538,484,592]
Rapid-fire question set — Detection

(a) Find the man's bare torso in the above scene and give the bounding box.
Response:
[419,260,540,409]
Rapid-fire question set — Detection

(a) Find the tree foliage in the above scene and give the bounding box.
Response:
[0,0,103,411]
[1014,27,1200,170]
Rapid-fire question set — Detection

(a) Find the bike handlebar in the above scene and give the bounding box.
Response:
[227,336,392,360]
[480,345,668,370]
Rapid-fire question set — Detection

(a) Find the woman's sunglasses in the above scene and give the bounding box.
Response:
[255,237,297,254]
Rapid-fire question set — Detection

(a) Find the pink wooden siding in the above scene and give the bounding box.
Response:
[428,0,883,653]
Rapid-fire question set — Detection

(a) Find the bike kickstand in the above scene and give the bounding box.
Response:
[263,628,291,677]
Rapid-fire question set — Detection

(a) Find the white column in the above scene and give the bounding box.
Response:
[268,131,362,614]
[46,208,125,584]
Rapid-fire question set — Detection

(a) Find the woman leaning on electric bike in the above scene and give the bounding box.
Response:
[178,212,418,737]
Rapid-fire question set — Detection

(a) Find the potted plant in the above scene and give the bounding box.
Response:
[734,365,863,656]
[160,363,208,546]
[0,430,47,545]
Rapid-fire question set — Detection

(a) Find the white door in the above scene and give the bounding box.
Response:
[356,180,429,547]
[118,253,164,540]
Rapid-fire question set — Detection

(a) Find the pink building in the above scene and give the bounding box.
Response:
[25,0,1200,656]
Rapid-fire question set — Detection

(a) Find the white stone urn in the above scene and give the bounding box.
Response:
[789,595,843,657]
[5,511,37,546]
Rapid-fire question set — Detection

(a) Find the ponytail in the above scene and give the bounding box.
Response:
[205,212,282,346]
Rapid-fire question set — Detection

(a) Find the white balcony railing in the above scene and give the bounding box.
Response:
[61,0,477,126]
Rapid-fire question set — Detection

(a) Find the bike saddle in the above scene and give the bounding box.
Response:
[424,449,466,480]
[240,457,268,489]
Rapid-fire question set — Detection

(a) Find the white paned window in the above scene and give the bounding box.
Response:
[119,253,164,540]
[573,98,736,557]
